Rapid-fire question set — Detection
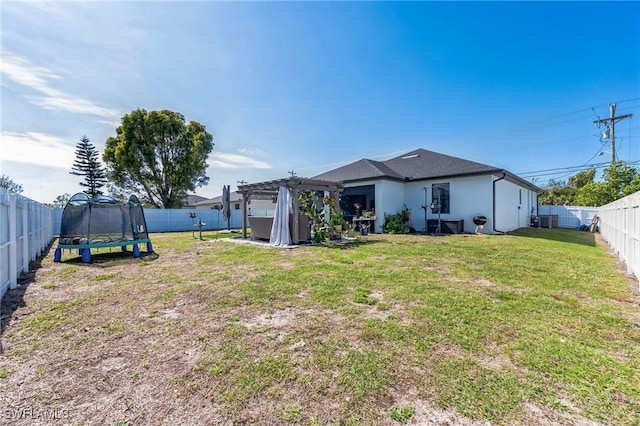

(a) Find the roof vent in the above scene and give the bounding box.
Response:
[402,154,420,160]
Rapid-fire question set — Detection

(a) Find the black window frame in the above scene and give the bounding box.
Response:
[431,183,450,214]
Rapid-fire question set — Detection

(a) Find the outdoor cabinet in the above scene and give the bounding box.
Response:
[248,213,310,242]
[427,219,464,234]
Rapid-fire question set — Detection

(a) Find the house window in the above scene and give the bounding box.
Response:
[234,203,240,210]
[431,183,450,214]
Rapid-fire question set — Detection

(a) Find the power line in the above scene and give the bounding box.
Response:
[518,161,612,176]
[518,159,640,177]
[521,101,638,184]
[517,98,639,129]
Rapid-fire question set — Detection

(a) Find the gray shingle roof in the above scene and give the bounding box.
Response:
[313,148,501,183]
[313,159,403,182]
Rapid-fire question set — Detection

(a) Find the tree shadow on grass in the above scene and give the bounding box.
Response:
[509,227,596,247]
[320,238,383,250]
[0,241,53,350]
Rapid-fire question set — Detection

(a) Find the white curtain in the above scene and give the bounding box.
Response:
[270,186,292,246]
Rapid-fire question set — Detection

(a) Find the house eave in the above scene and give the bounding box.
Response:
[337,169,542,193]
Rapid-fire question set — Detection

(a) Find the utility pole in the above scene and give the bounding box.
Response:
[593,103,633,164]
[288,170,297,177]
[237,180,247,186]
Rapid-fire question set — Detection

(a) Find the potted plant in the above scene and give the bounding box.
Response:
[346,223,355,238]
[330,214,345,232]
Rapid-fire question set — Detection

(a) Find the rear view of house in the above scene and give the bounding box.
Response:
[313,148,541,234]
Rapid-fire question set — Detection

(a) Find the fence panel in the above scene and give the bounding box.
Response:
[538,205,599,228]
[52,208,247,235]
[0,189,54,299]
[144,209,245,232]
[597,191,639,282]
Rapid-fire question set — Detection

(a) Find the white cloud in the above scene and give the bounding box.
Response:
[209,152,272,169]
[0,52,120,119]
[0,131,76,169]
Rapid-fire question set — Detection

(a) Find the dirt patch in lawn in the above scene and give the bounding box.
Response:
[241,307,297,329]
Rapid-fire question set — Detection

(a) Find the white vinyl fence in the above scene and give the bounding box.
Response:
[1,189,54,299]
[52,208,246,235]
[597,191,640,282]
[537,205,599,228]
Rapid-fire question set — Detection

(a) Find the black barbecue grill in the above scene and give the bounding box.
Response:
[473,215,487,233]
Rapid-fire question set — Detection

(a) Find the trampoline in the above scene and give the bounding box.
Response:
[54,193,153,263]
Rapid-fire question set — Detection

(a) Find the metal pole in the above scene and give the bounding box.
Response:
[423,187,427,233]
[610,104,616,163]
[593,102,632,165]
[437,187,441,234]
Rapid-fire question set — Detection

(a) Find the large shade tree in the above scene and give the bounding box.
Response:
[540,162,639,207]
[70,135,108,198]
[103,109,214,208]
[538,178,576,205]
[538,169,597,205]
[575,162,640,206]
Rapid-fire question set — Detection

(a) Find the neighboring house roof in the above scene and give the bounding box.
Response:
[313,148,541,192]
[183,194,208,206]
[193,191,273,206]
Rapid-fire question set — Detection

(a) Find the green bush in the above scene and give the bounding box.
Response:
[383,205,412,234]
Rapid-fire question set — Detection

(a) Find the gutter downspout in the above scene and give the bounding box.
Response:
[492,172,507,234]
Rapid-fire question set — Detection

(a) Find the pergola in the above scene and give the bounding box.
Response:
[237,177,344,243]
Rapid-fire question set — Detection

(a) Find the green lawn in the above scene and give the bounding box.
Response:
[1,228,638,425]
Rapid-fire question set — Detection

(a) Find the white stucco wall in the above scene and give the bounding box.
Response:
[374,180,406,233]
[344,175,537,234]
[403,175,495,233]
[342,179,405,233]
[494,177,537,232]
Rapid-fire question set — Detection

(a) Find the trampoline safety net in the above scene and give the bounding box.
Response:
[55,193,152,262]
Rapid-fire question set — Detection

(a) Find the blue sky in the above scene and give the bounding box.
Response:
[1,1,639,204]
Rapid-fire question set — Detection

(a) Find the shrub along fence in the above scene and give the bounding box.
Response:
[1,188,54,299]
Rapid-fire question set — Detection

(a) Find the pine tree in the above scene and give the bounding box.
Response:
[70,135,108,198]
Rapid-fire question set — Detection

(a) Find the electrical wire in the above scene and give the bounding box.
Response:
[523,160,640,186]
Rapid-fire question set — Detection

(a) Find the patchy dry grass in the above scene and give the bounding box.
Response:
[1,229,639,425]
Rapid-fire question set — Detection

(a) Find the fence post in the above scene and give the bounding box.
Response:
[9,193,17,290]
[24,198,31,266]
[625,197,638,274]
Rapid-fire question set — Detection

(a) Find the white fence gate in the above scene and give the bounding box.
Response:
[0,189,54,299]
[597,191,640,282]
